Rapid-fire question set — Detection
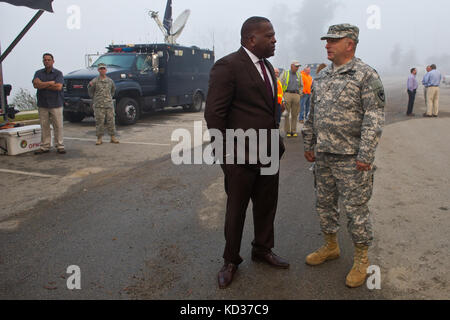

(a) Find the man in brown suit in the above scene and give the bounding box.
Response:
[205,16,289,289]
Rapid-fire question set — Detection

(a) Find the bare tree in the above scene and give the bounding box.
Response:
[10,88,37,111]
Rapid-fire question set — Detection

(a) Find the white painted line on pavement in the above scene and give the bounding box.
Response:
[152,123,207,128]
[135,123,206,128]
[64,137,171,146]
[0,169,58,178]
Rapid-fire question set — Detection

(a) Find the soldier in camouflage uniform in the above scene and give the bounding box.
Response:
[88,63,119,145]
[302,24,385,288]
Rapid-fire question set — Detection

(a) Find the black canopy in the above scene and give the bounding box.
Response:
[0,0,53,12]
[0,0,54,123]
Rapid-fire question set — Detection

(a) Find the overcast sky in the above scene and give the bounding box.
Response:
[1,0,450,97]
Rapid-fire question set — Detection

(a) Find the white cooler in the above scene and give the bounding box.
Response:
[0,125,53,155]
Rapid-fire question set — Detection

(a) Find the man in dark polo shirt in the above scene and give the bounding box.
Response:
[32,53,66,154]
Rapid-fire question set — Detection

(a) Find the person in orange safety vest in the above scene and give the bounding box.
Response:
[274,68,284,125]
[299,66,313,123]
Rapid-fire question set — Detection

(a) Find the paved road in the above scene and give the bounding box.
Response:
[0,139,386,299]
[6,76,446,299]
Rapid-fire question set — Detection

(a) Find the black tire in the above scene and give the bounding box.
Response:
[188,91,204,112]
[116,97,140,125]
[63,111,85,123]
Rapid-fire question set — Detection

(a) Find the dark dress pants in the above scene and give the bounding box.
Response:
[276,103,282,125]
[407,89,416,115]
[220,164,279,265]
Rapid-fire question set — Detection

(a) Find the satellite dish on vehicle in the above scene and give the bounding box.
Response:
[149,1,190,45]
[170,9,190,38]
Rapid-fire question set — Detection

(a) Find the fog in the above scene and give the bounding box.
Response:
[1,0,450,98]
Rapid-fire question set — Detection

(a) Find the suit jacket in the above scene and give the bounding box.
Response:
[205,47,285,166]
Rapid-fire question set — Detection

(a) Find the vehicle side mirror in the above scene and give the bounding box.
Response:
[151,53,159,73]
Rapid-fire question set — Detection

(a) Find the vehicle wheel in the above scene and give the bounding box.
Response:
[189,91,204,112]
[116,97,140,125]
[63,111,85,123]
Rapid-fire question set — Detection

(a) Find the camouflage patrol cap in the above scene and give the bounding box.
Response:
[97,63,107,69]
[321,24,359,44]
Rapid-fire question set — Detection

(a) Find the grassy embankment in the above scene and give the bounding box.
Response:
[11,111,39,122]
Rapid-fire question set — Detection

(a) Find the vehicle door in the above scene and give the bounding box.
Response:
[135,55,158,96]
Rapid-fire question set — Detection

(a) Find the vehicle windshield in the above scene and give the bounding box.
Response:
[92,54,136,68]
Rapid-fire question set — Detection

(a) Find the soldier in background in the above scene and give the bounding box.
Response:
[302,24,385,288]
[88,63,119,145]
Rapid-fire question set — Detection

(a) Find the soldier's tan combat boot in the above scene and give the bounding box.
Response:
[110,136,119,144]
[345,244,370,288]
[96,136,102,145]
[306,233,340,266]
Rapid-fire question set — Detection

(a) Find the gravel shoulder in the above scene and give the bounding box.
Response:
[371,86,450,299]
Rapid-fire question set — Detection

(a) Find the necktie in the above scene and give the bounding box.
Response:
[258,60,273,98]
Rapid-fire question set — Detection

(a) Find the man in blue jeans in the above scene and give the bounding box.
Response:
[299,66,312,123]
[299,92,311,122]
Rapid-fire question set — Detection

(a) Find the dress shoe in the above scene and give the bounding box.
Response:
[218,261,238,289]
[423,113,432,117]
[432,115,438,117]
[57,149,66,154]
[34,149,49,155]
[251,250,289,269]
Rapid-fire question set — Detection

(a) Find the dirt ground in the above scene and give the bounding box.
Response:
[370,79,450,299]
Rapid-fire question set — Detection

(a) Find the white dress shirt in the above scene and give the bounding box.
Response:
[243,46,274,97]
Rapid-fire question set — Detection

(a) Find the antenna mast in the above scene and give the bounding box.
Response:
[149,0,190,45]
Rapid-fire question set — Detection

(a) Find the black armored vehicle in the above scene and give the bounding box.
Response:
[63,43,214,125]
